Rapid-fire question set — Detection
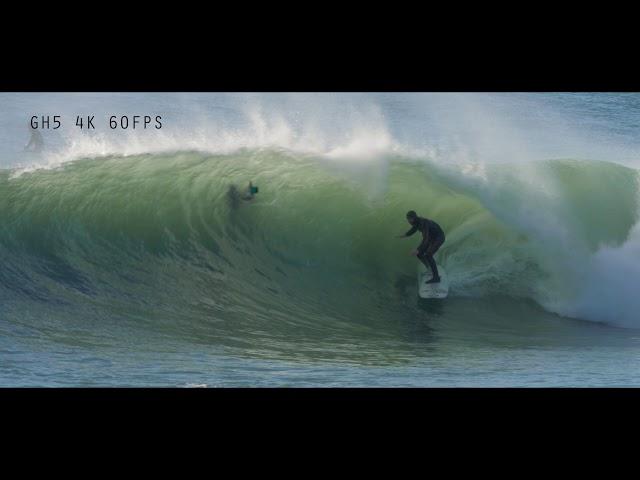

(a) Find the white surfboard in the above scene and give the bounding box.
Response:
[418,263,449,299]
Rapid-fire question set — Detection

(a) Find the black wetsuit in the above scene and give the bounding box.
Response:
[405,217,445,280]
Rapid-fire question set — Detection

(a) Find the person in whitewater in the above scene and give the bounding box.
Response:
[396,210,446,284]
[24,124,44,153]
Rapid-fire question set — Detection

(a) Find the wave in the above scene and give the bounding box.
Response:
[0,149,638,337]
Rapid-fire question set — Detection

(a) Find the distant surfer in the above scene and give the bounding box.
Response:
[243,181,259,201]
[24,124,44,153]
[227,181,259,209]
[396,210,445,284]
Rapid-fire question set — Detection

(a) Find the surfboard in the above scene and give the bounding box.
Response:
[418,263,449,299]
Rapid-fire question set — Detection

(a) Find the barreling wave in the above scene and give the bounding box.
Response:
[0,148,638,341]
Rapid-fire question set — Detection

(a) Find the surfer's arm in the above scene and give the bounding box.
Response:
[401,226,418,237]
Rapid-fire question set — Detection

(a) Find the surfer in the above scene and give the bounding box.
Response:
[396,210,445,284]
[24,124,44,153]
[243,181,258,200]
[227,181,259,209]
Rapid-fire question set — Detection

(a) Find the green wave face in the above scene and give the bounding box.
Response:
[0,150,638,359]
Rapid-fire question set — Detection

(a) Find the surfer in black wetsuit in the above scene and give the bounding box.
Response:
[396,210,446,284]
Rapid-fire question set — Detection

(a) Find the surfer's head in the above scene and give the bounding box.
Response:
[406,210,418,224]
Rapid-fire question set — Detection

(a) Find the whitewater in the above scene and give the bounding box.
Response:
[1,92,639,387]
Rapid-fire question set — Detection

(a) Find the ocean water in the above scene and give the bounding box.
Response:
[1,92,640,387]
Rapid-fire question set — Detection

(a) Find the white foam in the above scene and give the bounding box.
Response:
[12,99,405,175]
[556,221,640,328]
